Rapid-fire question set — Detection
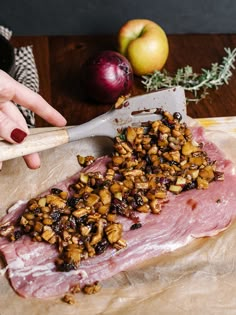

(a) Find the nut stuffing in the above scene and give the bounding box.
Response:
[8,110,224,278]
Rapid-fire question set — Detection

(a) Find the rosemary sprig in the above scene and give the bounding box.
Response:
[141,47,236,103]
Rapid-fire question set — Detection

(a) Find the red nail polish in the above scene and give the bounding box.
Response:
[11,128,27,143]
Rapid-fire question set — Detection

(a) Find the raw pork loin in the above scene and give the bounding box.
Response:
[0,127,236,299]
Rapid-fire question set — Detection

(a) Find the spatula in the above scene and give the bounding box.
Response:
[0,86,186,162]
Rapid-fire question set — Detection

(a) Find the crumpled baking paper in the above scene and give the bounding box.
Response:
[1,121,236,315]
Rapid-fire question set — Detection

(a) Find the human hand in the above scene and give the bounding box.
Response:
[0,70,67,169]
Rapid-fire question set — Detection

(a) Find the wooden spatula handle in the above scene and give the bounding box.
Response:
[0,128,69,162]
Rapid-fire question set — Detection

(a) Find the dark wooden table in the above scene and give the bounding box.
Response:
[11,34,236,127]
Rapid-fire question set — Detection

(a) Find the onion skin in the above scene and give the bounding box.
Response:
[81,50,133,104]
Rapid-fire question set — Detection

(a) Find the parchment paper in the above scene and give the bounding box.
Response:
[1,123,236,315]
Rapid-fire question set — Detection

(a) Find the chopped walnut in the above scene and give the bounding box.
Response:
[82,282,101,295]
[77,155,95,167]
[0,223,14,237]
[62,294,75,304]
[70,284,81,294]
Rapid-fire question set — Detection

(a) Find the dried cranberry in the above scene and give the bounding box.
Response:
[128,211,140,222]
[214,171,224,181]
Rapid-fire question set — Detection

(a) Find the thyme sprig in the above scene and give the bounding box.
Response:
[141,47,236,103]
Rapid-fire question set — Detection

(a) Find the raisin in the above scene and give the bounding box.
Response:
[161,118,175,129]
[152,166,162,174]
[150,134,158,144]
[52,222,62,233]
[173,112,182,121]
[159,156,166,163]
[50,211,61,222]
[82,193,89,200]
[119,133,126,141]
[67,197,80,208]
[145,166,153,174]
[155,108,164,115]
[129,194,144,210]
[102,180,112,188]
[144,154,152,165]
[134,194,144,206]
[169,160,178,166]
[33,207,41,215]
[51,188,63,195]
[57,262,76,272]
[159,177,171,186]
[110,198,127,215]
[183,181,197,191]
[95,238,109,255]
[75,215,88,225]
[69,216,77,229]
[14,230,23,240]
[130,223,142,230]
[93,178,104,188]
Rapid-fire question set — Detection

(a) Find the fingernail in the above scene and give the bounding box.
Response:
[11,128,27,143]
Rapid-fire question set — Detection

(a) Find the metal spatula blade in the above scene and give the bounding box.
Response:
[0,86,186,162]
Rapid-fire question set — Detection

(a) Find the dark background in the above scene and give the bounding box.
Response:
[0,0,236,35]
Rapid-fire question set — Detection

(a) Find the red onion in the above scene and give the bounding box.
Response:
[81,50,133,104]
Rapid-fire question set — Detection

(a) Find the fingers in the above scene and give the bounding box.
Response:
[1,100,29,130]
[0,70,67,127]
[13,89,67,127]
[0,101,29,143]
[0,70,67,170]
[0,102,40,169]
[0,153,41,170]
[23,152,41,169]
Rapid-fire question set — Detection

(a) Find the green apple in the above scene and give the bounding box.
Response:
[118,19,169,76]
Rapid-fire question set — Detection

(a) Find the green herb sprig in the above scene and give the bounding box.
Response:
[141,47,236,103]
